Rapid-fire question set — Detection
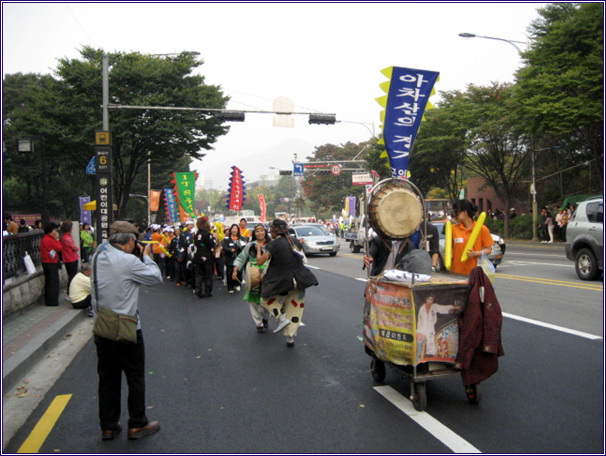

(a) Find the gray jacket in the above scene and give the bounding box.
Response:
[92,244,162,329]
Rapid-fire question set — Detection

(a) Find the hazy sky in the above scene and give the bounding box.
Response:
[2,2,548,190]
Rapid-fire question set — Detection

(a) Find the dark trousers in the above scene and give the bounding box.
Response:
[154,254,166,277]
[71,294,91,310]
[64,260,78,294]
[225,264,236,291]
[42,262,60,306]
[214,255,225,279]
[194,262,214,296]
[172,259,185,283]
[94,331,148,431]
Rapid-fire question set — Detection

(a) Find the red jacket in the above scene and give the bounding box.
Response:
[455,266,504,386]
[60,232,79,263]
[40,234,63,263]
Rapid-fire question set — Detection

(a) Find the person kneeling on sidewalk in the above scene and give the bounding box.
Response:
[69,262,93,317]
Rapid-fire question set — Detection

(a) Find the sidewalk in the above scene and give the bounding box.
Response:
[2,294,89,396]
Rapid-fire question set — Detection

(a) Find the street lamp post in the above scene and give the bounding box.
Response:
[337,120,376,138]
[458,32,526,55]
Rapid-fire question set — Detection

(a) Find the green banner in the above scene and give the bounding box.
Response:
[174,172,196,217]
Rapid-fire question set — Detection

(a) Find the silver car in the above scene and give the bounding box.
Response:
[565,197,603,280]
[432,221,504,270]
[288,225,340,257]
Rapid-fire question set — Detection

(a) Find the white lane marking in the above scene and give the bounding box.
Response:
[355,278,367,282]
[503,312,603,340]
[374,385,481,454]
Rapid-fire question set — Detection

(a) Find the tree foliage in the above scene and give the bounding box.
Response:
[515,3,603,180]
[3,47,230,221]
[300,141,373,218]
[410,91,468,201]
[461,83,531,236]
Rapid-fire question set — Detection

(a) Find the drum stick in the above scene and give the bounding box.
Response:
[460,212,487,263]
[444,220,452,270]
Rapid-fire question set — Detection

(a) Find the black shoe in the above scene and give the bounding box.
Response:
[102,423,122,441]
[262,319,269,329]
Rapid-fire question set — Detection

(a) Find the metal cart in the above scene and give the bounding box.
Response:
[362,273,482,411]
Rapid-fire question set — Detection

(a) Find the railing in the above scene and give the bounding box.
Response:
[2,231,43,279]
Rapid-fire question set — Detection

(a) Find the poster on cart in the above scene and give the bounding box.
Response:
[363,279,467,366]
[413,286,466,364]
[363,280,416,365]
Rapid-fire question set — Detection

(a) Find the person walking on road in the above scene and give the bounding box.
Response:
[232,224,271,332]
[222,224,245,294]
[449,199,494,276]
[91,220,163,441]
[192,216,216,298]
[256,219,318,347]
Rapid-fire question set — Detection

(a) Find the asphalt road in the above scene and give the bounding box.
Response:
[4,239,604,454]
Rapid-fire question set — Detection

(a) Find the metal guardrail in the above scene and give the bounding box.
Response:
[2,231,43,279]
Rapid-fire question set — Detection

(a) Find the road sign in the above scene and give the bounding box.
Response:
[95,131,111,145]
[86,156,96,175]
[352,173,373,185]
[293,163,304,176]
[330,164,342,176]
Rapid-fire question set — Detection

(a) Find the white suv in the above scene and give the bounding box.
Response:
[565,197,603,280]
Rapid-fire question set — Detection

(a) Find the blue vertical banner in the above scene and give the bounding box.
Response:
[164,188,179,225]
[79,196,91,225]
[376,66,440,178]
[348,196,357,217]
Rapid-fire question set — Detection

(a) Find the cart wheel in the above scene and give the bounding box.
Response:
[412,382,427,411]
[465,383,482,404]
[370,358,386,383]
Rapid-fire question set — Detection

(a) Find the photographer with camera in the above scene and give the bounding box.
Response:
[92,221,163,441]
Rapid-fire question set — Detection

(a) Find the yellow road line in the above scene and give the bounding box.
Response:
[18,394,71,453]
[497,274,603,291]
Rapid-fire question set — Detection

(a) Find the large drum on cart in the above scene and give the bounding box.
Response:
[367,178,424,240]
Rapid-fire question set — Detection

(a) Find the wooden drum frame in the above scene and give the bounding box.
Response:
[366,178,424,240]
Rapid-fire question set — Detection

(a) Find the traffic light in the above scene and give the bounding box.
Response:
[215,111,245,122]
[308,114,336,125]
[279,170,292,175]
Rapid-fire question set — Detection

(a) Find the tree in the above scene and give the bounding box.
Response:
[515,3,603,181]
[409,90,468,202]
[460,83,530,238]
[4,47,230,220]
[2,73,60,215]
[300,142,368,217]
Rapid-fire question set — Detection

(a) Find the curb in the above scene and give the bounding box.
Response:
[2,310,87,395]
